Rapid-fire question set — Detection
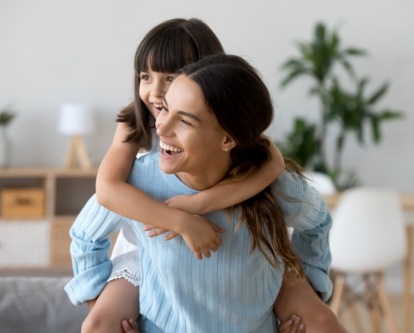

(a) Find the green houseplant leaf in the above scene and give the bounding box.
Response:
[0,110,16,126]
[278,21,403,189]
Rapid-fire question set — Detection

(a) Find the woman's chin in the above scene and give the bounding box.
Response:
[159,160,176,174]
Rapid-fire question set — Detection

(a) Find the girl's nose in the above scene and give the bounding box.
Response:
[152,81,166,97]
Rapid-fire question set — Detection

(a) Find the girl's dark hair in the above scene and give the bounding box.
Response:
[117,18,224,150]
[180,54,305,280]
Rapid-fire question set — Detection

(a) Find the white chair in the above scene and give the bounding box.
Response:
[304,171,336,196]
[329,187,407,333]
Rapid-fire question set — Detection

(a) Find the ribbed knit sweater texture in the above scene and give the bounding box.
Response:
[65,151,332,333]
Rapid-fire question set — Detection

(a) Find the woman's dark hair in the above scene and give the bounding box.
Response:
[117,18,224,150]
[180,54,304,279]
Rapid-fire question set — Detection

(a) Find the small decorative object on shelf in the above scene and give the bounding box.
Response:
[57,103,96,170]
[0,107,17,168]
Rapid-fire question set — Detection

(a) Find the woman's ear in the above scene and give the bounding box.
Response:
[222,134,236,152]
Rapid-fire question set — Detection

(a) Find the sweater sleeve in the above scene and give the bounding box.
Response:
[275,171,333,302]
[64,194,130,305]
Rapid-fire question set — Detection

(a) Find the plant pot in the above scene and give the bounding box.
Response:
[0,127,11,168]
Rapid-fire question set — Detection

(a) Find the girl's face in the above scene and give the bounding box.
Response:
[156,75,234,190]
[139,67,176,118]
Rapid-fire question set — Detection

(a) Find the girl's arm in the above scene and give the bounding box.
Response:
[191,136,284,214]
[148,136,284,232]
[96,123,223,259]
[145,137,284,243]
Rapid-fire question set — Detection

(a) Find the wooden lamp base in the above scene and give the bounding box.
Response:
[63,135,92,169]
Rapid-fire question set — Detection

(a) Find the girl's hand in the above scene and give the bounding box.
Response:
[180,216,224,259]
[144,215,224,260]
[121,318,140,333]
[278,314,306,333]
[143,197,225,259]
[143,224,179,239]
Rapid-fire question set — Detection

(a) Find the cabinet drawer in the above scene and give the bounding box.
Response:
[0,220,50,267]
[1,188,45,219]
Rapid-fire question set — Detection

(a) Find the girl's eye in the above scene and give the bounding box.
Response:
[166,75,176,83]
[140,74,150,81]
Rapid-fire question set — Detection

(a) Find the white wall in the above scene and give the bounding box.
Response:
[1,0,413,193]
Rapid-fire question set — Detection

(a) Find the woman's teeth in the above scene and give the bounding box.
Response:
[160,142,184,154]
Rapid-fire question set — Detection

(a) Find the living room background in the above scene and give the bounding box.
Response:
[1,0,413,192]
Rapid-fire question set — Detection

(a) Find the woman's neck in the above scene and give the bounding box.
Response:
[176,162,229,191]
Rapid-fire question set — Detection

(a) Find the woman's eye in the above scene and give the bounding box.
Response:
[180,119,193,126]
[166,75,175,83]
[140,74,150,81]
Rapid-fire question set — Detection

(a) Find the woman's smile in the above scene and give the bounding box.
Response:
[156,74,232,189]
[159,141,184,155]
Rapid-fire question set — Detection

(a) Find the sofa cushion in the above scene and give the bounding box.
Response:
[0,276,88,333]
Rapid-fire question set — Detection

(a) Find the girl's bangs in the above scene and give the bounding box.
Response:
[137,37,197,74]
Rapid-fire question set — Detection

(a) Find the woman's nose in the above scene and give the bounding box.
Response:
[155,111,170,136]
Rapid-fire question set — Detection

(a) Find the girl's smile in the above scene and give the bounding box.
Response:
[139,68,176,118]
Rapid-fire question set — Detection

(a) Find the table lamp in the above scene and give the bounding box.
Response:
[58,103,95,169]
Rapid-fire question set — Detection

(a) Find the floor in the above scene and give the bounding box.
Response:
[337,293,413,333]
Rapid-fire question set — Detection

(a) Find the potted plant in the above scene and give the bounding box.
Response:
[0,107,17,168]
[278,22,403,189]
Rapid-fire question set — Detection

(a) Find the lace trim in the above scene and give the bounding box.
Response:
[108,250,141,287]
[108,268,140,287]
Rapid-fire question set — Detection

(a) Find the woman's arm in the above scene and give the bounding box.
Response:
[274,275,348,333]
[275,170,333,301]
[96,123,223,259]
[64,195,129,305]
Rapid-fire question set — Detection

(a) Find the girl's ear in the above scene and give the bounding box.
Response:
[222,134,236,152]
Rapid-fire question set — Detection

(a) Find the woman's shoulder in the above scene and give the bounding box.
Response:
[128,151,160,184]
[275,170,308,195]
[273,170,324,209]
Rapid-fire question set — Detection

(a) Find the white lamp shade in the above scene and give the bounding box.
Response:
[58,103,95,136]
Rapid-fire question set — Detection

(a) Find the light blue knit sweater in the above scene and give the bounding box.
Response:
[65,151,332,333]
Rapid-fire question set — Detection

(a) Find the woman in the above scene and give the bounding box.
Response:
[65,54,336,332]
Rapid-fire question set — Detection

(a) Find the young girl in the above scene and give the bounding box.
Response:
[75,18,347,333]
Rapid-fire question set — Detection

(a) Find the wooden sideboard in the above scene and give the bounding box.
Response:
[0,167,98,272]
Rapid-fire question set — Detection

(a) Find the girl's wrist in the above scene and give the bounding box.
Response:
[190,192,209,215]
[171,209,191,234]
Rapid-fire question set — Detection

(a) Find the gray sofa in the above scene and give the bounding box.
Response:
[0,276,88,333]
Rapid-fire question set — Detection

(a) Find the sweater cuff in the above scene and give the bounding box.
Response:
[64,261,112,305]
[303,265,333,302]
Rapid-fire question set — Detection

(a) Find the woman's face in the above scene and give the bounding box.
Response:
[139,67,176,118]
[156,74,233,190]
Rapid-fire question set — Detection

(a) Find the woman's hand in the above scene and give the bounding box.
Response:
[122,319,140,333]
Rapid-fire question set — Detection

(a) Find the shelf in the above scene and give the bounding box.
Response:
[0,167,97,272]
